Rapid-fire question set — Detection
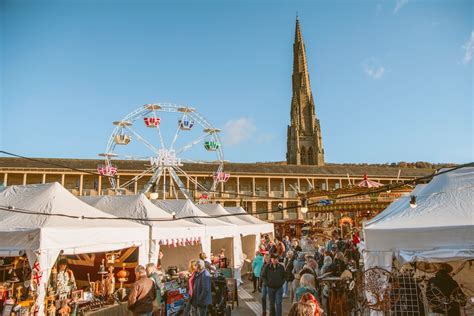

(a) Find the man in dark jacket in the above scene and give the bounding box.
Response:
[128,265,156,316]
[191,259,212,316]
[261,253,285,316]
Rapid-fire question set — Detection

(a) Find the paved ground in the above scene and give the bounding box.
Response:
[231,280,292,315]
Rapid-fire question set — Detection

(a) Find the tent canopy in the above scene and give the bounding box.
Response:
[152,199,237,238]
[357,174,383,188]
[81,194,206,265]
[224,206,274,234]
[81,194,205,241]
[364,167,474,262]
[197,203,260,236]
[0,182,148,254]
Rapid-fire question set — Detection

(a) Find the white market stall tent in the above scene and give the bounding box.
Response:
[152,199,243,269]
[363,167,474,314]
[197,203,259,235]
[223,206,274,276]
[224,206,274,235]
[0,183,149,315]
[198,203,275,280]
[81,194,206,269]
[364,167,474,266]
[223,205,274,257]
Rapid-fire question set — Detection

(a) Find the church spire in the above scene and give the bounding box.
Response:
[292,17,312,103]
[287,17,325,166]
[295,15,303,43]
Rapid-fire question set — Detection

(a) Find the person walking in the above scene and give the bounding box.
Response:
[128,265,156,316]
[325,233,337,252]
[292,239,302,255]
[283,236,292,255]
[291,252,306,302]
[252,250,265,293]
[146,263,162,315]
[299,293,323,316]
[320,252,333,275]
[261,253,285,316]
[288,302,315,316]
[295,274,320,303]
[260,253,271,316]
[267,239,276,257]
[191,260,212,316]
[283,251,295,299]
[315,247,325,269]
[275,239,286,262]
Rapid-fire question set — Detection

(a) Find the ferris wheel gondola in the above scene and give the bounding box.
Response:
[101,103,226,200]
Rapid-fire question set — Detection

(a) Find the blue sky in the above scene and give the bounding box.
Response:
[1,0,473,164]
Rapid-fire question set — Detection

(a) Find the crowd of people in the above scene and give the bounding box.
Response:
[127,249,228,316]
[126,230,361,316]
[251,230,361,316]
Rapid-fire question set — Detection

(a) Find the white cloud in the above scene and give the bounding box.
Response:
[222,117,257,146]
[461,31,474,64]
[364,59,385,79]
[394,0,409,14]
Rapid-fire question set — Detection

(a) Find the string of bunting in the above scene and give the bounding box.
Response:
[158,237,202,248]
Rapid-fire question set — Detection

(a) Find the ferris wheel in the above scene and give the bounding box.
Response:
[98,103,229,200]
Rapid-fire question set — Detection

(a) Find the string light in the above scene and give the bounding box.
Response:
[0,150,472,221]
[0,181,471,223]
[300,198,308,214]
[149,192,159,200]
[409,196,417,208]
[4,150,470,203]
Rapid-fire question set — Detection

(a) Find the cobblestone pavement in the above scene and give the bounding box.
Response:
[231,280,292,315]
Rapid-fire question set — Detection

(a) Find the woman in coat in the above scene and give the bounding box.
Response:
[191,260,212,316]
[291,252,306,302]
[295,273,320,304]
[251,251,265,293]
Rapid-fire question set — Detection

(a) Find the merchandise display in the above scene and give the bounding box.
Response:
[0,251,135,316]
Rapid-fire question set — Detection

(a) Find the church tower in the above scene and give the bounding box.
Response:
[287,17,324,166]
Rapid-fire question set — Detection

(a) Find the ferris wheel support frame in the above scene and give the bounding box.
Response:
[103,103,225,200]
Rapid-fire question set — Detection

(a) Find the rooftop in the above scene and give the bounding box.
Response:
[0,157,438,178]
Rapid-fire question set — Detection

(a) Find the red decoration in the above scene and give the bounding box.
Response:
[97,165,118,176]
[144,117,161,127]
[32,261,42,285]
[213,172,231,183]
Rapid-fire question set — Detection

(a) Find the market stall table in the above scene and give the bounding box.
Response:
[83,301,131,316]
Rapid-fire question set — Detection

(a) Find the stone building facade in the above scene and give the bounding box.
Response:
[0,157,433,222]
[287,18,324,166]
